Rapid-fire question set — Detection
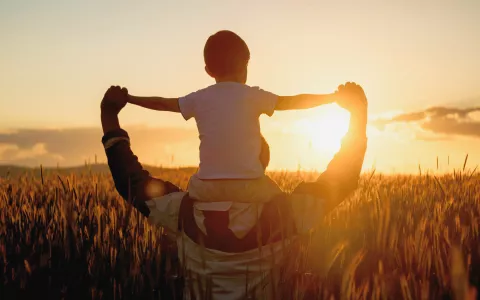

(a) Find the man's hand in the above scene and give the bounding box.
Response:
[335,82,368,116]
[101,85,129,115]
[335,82,368,136]
[101,85,128,134]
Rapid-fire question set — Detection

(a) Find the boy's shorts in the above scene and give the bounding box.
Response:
[187,173,283,206]
[186,174,284,238]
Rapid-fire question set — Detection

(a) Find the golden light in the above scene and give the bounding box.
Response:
[291,104,350,154]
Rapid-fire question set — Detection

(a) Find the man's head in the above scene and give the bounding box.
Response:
[204,30,250,83]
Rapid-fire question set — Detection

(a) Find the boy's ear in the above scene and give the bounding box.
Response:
[205,66,215,78]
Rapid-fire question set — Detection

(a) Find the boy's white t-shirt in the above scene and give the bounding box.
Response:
[178,82,278,180]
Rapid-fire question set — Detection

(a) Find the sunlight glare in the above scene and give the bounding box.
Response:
[292,104,350,154]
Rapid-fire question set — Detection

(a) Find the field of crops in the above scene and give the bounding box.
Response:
[0,166,479,299]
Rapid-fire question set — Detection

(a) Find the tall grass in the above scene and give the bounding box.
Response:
[0,167,478,299]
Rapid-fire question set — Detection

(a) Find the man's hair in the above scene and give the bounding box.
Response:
[204,30,250,78]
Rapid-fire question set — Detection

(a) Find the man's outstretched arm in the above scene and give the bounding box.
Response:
[101,86,181,217]
[293,83,368,215]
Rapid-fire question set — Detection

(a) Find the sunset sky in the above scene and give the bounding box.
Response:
[1,0,479,173]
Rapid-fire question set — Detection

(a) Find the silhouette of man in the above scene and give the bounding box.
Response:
[100,83,368,299]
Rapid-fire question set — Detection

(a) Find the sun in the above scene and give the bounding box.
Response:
[292,104,350,154]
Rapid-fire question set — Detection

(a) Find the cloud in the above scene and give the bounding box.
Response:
[427,107,480,118]
[0,127,197,167]
[370,106,480,139]
[413,132,453,142]
[422,117,480,137]
[0,143,65,166]
[469,111,480,121]
[392,111,426,122]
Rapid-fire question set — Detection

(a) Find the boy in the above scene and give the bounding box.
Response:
[127,30,342,236]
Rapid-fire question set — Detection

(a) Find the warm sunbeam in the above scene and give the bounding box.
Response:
[3,1,480,299]
[291,104,350,154]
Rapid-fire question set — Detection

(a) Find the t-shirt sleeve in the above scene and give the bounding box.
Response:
[178,91,197,120]
[251,87,278,117]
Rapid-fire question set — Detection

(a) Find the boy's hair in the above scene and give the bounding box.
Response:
[204,30,250,78]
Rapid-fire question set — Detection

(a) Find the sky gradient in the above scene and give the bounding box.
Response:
[1,0,479,173]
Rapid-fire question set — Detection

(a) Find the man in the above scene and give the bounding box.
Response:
[100,83,368,299]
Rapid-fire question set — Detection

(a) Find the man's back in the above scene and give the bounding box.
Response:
[178,82,278,180]
[101,82,368,299]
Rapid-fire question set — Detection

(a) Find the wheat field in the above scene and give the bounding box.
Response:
[0,165,478,299]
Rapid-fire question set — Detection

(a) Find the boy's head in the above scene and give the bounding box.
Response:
[204,30,250,83]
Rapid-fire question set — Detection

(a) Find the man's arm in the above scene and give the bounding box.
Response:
[275,93,338,111]
[101,86,181,217]
[128,95,180,113]
[293,83,368,215]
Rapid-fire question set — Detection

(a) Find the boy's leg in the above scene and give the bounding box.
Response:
[189,174,282,203]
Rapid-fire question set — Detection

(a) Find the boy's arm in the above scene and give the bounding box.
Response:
[275,93,338,111]
[128,95,181,113]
